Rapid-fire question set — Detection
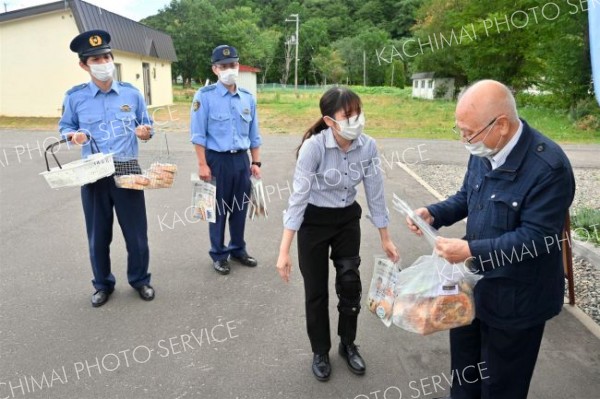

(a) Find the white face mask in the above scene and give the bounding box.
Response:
[464,140,497,157]
[218,67,238,85]
[329,113,365,141]
[463,119,501,157]
[89,61,115,82]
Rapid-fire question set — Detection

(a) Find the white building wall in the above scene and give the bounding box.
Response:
[238,72,257,97]
[0,9,83,117]
[0,10,174,117]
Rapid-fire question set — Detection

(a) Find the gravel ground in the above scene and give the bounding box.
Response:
[409,163,600,325]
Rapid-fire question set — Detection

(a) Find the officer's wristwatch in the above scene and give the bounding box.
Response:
[252,161,262,167]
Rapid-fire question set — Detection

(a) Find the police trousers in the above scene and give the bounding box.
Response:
[297,202,362,355]
[81,176,150,291]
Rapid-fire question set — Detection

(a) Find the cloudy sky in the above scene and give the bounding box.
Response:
[3,0,171,21]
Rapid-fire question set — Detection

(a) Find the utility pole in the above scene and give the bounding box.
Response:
[391,61,395,87]
[285,14,300,97]
[363,51,366,86]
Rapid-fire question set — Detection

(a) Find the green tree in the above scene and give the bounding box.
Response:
[313,47,347,84]
[142,0,220,86]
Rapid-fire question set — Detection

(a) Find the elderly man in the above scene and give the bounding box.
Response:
[407,80,575,399]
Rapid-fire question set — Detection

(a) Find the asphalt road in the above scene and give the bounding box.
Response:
[1,130,599,399]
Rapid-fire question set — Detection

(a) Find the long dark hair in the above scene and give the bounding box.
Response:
[296,87,362,158]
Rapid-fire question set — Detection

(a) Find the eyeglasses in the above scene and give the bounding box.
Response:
[453,117,499,144]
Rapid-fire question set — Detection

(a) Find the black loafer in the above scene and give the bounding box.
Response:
[213,259,230,275]
[312,353,331,382]
[230,254,258,267]
[339,343,366,375]
[136,284,155,301]
[91,289,112,307]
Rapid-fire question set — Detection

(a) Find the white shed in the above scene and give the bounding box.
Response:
[238,65,261,97]
[411,72,455,100]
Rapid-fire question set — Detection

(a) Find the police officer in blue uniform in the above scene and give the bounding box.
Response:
[59,30,155,307]
[407,80,575,399]
[190,45,262,275]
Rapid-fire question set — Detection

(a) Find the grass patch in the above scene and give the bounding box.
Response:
[571,208,600,247]
[2,86,599,144]
[0,116,59,131]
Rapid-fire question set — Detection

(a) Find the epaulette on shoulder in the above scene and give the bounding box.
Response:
[118,81,137,89]
[200,84,217,93]
[66,83,88,95]
[532,141,563,170]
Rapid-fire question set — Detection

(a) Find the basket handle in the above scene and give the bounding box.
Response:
[44,134,101,171]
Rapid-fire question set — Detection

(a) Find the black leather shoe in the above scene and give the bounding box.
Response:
[213,259,230,275]
[230,254,258,267]
[136,284,155,301]
[312,353,331,382]
[91,289,112,307]
[339,343,366,375]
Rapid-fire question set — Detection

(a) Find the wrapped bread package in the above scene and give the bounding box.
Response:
[147,162,177,189]
[114,174,150,190]
[367,256,401,327]
[392,254,481,335]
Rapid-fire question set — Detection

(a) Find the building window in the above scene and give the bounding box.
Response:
[414,80,418,88]
[153,68,156,79]
[114,63,122,81]
[421,80,425,88]
[428,80,433,88]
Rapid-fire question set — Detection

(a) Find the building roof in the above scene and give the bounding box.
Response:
[411,72,435,80]
[239,65,261,73]
[0,0,177,62]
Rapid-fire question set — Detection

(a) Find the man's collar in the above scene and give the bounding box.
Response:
[492,119,531,173]
[88,79,118,96]
[216,80,237,96]
[489,119,523,168]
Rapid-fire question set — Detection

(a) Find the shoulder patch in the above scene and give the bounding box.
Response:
[66,83,87,95]
[200,84,217,93]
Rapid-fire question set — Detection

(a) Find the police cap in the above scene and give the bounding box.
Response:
[70,30,112,57]
[211,45,239,65]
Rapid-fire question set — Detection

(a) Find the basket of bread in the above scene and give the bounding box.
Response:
[113,132,177,190]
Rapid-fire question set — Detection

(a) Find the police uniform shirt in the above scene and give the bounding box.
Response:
[283,128,390,231]
[190,81,261,152]
[59,80,152,160]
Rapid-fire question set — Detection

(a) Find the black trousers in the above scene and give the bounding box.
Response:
[449,317,546,399]
[297,202,362,354]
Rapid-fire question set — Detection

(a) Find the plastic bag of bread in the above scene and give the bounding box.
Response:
[367,256,401,327]
[392,254,481,335]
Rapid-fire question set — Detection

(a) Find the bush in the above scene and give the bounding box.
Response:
[570,98,600,131]
[515,93,566,110]
[571,208,600,246]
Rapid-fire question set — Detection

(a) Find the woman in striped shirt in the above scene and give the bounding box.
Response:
[276,87,399,381]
